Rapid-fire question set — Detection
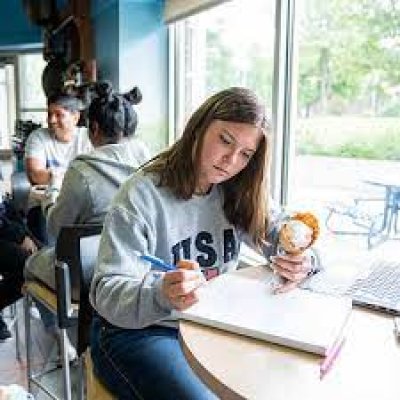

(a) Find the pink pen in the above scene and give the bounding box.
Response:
[319,337,346,379]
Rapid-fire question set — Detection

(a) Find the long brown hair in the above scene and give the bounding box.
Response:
[143,87,271,245]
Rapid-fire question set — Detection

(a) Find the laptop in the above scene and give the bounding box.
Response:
[345,259,400,315]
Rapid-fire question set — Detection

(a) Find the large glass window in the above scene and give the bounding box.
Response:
[0,53,47,151]
[172,0,400,279]
[0,67,10,149]
[289,0,400,276]
[18,53,47,125]
[172,0,275,133]
[0,60,16,151]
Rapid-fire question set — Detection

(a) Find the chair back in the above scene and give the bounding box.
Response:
[54,224,102,356]
[55,224,102,301]
[10,171,31,215]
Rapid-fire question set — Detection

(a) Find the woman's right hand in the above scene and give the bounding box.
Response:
[162,260,205,310]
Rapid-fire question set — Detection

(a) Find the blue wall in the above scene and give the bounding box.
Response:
[92,1,120,85]
[120,1,168,151]
[0,2,42,49]
[0,0,169,151]
[93,0,168,151]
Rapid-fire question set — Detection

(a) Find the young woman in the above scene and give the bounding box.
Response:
[90,87,316,399]
[25,81,150,359]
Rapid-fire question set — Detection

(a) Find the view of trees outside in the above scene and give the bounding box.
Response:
[181,0,274,116]
[293,0,400,266]
[296,0,400,161]
[299,0,400,119]
[183,0,400,161]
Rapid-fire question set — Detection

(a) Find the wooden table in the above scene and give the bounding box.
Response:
[179,267,400,400]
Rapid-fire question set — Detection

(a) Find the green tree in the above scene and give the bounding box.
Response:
[298,0,400,116]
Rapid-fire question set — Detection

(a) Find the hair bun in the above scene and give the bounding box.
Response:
[123,86,142,105]
[96,81,113,102]
[111,95,122,111]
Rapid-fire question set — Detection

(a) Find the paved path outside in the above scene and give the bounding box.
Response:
[292,155,399,204]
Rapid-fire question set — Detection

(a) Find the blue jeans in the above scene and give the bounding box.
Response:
[90,316,219,400]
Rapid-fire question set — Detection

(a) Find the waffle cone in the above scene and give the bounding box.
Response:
[278,212,320,254]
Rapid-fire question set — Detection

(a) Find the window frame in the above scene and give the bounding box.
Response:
[0,54,16,151]
[0,50,47,152]
[16,51,47,125]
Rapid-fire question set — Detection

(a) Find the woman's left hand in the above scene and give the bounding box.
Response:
[270,253,313,294]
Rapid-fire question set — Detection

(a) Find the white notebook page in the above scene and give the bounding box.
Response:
[174,273,352,356]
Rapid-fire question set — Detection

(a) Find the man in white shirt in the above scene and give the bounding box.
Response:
[25,93,92,185]
[24,93,92,243]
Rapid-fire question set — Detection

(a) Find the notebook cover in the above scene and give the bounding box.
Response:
[174,273,352,356]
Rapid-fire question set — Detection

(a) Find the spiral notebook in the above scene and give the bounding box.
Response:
[174,273,352,356]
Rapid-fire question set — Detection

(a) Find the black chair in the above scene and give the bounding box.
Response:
[24,224,104,400]
[10,171,31,216]
[54,224,115,399]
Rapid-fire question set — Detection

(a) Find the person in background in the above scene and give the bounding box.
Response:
[90,87,319,399]
[0,193,37,341]
[24,93,92,243]
[24,81,150,360]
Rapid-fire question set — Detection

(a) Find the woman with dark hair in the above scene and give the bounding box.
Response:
[24,81,150,359]
[43,81,149,241]
[90,87,318,399]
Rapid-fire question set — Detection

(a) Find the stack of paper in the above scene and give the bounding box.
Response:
[174,273,352,356]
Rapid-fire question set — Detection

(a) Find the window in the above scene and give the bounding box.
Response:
[289,0,399,268]
[0,53,46,151]
[0,60,16,150]
[172,0,399,276]
[171,0,275,135]
[18,53,47,125]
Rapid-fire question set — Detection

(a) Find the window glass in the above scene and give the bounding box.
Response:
[289,0,399,274]
[0,54,46,151]
[0,68,8,149]
[19,111,47,125]
[175,0,275,124]
[19,53,47,114]
[0,63,15,150]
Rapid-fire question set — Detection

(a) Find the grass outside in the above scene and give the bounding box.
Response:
[296,116,400,160]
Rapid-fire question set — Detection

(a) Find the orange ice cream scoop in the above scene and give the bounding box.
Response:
[278,212,320,255]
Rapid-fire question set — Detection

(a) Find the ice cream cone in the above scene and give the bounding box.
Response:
[278,212,320,255]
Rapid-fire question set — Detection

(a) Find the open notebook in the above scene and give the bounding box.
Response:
[174,273,352,356]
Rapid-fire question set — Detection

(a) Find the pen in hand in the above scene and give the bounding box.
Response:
[134,251,176,272]
[135,251,205,275]
[135,253,206,310]
[134,252,206,298]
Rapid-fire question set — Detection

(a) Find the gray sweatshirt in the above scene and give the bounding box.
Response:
[25,138,150,289]
[90,171,279,329]
[46,138,150,242]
